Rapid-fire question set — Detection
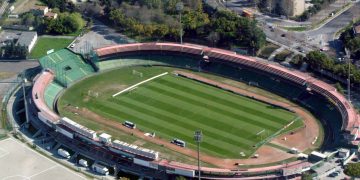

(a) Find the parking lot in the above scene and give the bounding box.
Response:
[0,138,87,180]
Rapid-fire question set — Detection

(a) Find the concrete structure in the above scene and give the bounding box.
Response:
[338,148,350,158]
[266,0,306,17]
[282,0,306,16]
[16,31,37,53]
[99,133,112,144]
[308,151,327,162]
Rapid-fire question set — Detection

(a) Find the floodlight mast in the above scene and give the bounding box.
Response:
[194,130,202,180]
[176,2,184,44]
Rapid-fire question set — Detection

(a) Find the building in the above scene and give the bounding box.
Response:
[282,0,306,17]
[265,0,306,17]
[353,24,360,37]
[44,12,58,19]
[308,151,327,162]
[17,31,38,53]
[31,6,49,16]
[338,148,350,159]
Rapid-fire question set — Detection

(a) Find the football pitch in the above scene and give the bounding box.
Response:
[59,66,303,158]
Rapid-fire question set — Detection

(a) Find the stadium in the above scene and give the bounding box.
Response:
[28,42,360,179]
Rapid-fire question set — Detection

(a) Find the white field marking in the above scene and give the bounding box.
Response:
[2,175,30,180]
[112,72,168,97]
[8,138,86,180]
[28,165,58,178]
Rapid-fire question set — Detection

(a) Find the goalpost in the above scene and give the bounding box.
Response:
[132,70,143,78]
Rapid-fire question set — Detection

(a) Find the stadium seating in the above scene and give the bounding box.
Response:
[32,69,60,123]
[44,82,63,109]
[39,49,95,86]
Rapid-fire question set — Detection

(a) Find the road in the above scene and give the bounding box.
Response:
[305,1,360,55]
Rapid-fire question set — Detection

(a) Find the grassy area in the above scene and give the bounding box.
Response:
[258,43,280,59]
[282,26,308,31]
[59,66,301,159]
[0,72,16,80]
[30,37,74,59]
[274,50,292,62]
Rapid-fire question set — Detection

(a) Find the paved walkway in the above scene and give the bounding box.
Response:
[268,46,285,61]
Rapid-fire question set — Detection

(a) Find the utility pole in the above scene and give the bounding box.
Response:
[21,72,30,125]
[345,48,351,102]
[194,130,202,180]
[176,2,184,44]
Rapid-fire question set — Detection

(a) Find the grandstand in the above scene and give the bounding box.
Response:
[39,49,95,87]
[44,82,63,109]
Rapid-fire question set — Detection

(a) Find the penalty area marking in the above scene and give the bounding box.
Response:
[112,72,169,97]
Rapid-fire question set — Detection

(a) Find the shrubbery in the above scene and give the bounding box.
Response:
[304,51,360,84]
[345,163,360,177]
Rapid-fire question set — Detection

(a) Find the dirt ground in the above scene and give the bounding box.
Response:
[64,71,320,169]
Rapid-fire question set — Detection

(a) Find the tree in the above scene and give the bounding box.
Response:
[345,163,360,177]
[21,13,35,26]
[152,24,169,39]
[1,40,28,59]
[43,12,85,35]
[305,51,334,70]
[206,31,220,47]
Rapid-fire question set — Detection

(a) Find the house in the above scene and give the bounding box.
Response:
[338,148,350,159]
[17,31,38,53]
[353,24,360,37]
[31,6,49,16]
[44,12,58,19]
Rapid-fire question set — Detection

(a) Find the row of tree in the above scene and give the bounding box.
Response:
[43,12,85,34]
[304,51,360,84]
[340,25,360,59]
[103,0,266,52]
[20,11,85,35]
[0,40,28,59]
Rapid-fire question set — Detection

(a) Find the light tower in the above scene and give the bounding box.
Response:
[345,48,351,102]
[194,130,202,180]
[176,2,184,44]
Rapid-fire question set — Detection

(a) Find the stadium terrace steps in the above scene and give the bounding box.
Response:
[39,49,95,86]
[44,82,64,109]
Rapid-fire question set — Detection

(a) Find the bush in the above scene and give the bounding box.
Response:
[289,54,304,68]
[345,163,360,177]
[43,12,85,35]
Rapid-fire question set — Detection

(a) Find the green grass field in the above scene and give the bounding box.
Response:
[30,37,73,59]
[59,66,302,159]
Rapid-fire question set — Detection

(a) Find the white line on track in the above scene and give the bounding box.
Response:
[112,72,168,97]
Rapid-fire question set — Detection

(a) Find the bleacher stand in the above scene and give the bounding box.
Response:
[39,49,95,87]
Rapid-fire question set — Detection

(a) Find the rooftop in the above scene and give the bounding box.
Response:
[17,31,37,47]
[99,133,112,139]
[32,5,48,10]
